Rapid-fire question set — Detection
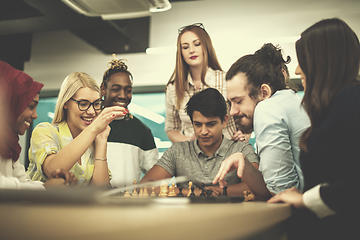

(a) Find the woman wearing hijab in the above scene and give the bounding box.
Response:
[0,61,76,189]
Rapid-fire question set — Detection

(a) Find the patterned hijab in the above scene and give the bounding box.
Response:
[0,61,43,161]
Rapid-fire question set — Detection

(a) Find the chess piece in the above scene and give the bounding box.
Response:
[200,182,206,196]
[159,181,168,197]
[244,191,248,198]
[203,188,213,196]
[187,181,196,197]
[123,185,131,197]
[138,188,144,197]
[190,184,196,197]
[244,190,255,202]
[132,188,138,197]
[132,179,138,197]
[177,186,184,197]
[187,181,193,197]
[150,187,157,197]
[222,186,228,196]
[168,182,177,197]
[143,187,149,197]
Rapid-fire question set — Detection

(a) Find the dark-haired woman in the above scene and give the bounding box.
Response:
[268,18,360,238]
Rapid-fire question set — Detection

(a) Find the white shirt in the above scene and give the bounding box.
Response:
[0,155,44,189]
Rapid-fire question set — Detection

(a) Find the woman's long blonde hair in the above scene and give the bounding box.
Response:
[52,72,100,124]
[166,24,223,110]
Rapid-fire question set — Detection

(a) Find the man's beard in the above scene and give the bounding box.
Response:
[233,115,254,134]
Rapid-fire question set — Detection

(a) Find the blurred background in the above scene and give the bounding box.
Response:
[1,0,359,166]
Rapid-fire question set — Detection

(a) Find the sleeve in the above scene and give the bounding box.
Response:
[319,176,358,215]
[155,145,177,176]
[239,142,259,164]
[140,148,159,174]
[303,184,336,218]
[165,84,181,133]
[139,126,159,174]
[27,123,60,181]
[302,87,360,215]
[255,103,300,194]
[0,160,44,189]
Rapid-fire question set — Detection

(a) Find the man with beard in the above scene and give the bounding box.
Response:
[213,44,310,200]
[140,88,259,196]
[101,57,159,188]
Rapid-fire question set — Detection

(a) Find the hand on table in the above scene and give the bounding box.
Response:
[43,169,77,189]
[267,187,305,208]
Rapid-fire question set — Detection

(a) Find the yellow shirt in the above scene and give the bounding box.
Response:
[27,122,96,186]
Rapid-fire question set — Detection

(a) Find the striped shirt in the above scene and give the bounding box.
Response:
[165,68,236,139]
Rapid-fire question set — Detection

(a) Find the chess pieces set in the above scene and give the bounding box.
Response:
[123,180,180,198]
[123,180,215,198]
[123,180,150,198]
[244,191,255,202]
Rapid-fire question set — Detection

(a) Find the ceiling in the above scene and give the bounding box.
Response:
[0,0,194,70]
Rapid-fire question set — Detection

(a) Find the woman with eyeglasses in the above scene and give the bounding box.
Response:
[165,23,246,143]
[27,72,127,187]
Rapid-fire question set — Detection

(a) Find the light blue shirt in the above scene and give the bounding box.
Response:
[254,89,310,194]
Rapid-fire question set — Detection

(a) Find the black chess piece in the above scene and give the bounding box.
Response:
[203,188,213,196]
[124,112,130,121]
[189,185,196,197]
[177,186,184,197]
[223,186,228,196]
[200,182,206,196]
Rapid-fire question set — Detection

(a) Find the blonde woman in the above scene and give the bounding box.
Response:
[27,72,127,187]
[165,23,245,143]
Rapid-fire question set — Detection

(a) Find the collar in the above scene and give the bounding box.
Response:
[271,89,294,98]
[58,121,73,138]
[193,135,230,157]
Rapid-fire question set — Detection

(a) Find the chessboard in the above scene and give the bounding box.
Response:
[101,179,255,204]
[0,178,254,206]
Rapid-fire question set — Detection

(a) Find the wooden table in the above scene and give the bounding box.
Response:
[0,198,291,240]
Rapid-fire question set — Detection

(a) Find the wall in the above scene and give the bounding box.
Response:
[24,0,360,90]
[19,0,360,164]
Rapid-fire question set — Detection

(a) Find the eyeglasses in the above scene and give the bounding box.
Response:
[178,23,205,34]
[70,98,103,111]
